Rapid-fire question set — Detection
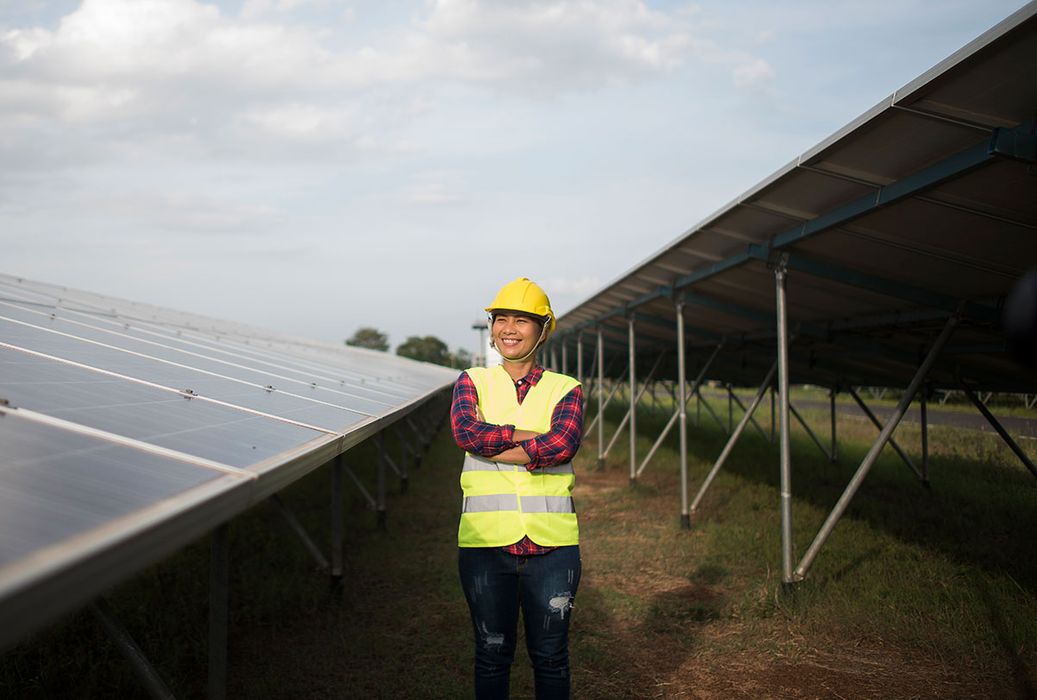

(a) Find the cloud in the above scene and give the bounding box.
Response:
[543,275,603,297]
[0,0,778,177]
[733,57,776,89]
[66,187,284,235]
[404,182,466,206]
[413,0,696,91]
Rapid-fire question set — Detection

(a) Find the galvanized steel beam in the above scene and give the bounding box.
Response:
[269,494,330,571]
[635,342,721,479]
[596,327,605,470]
[676,302,691,529]
[690,361,778,520]
[557,121,1035,334]
[960,380,1037,478]
[775,259,795,589]
[846,387,925,483]
[794,311,961,580]
[331,455,344,588]
[92,599,176,700]
[629,316,637,481]
[789,401,834,463]
[209,524,229,700]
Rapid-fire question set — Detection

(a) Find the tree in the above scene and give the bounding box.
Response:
[396,335,451,366]
[345,327,389,352]
[450,348,473,370]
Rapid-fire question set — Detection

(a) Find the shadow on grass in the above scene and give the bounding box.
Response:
[971,572,1037,700]
[571,577,718,698]
[614,403,1037,595]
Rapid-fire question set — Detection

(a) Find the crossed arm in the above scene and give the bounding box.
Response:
[450,372,584,469]
[494,429,540,465]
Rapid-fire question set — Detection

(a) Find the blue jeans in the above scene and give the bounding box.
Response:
[458,545,581,699]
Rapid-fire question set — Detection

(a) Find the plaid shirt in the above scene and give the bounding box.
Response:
[451,365,584,556]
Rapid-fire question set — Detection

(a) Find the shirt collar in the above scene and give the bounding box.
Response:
[509,364,544,386]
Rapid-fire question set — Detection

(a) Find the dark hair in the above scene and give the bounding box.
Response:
[490,310,546,328]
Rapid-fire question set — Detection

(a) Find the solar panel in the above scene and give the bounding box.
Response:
[553,4,1037,394]
[0,272,457,649]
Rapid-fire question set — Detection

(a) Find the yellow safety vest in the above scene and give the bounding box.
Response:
[458,365,581,548]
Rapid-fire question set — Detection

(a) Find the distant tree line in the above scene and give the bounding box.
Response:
[345,326,472,369]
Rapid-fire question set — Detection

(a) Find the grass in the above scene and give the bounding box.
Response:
[2,391,1036,698]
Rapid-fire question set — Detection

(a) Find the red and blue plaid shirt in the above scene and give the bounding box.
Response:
[451,365,584,556]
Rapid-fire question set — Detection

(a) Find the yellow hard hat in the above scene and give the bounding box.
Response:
[485,277,556,335]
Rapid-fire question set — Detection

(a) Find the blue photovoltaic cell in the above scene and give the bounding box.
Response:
[0,315,374,432]
[0,304,398,415]
[0,346,330,468]
[62,305,440,399]
[0,272,458,651]
[0,413,232,566]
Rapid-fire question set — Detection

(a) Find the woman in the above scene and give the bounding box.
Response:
[451,277,585,700]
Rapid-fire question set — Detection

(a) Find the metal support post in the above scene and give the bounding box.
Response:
[397,424,409,494]
[846,387,924,482]
[677,302,691,529]
[920,385,929,482]
[794,312,960,580]
[603,352,665,461]
[789,401,834,462]
[727,384,734,432]
[92,599,176,700]
[269,494,330,570]
[830,388,839,464]
[961,380,1037,478]
[406,416,423,450]
[585,364,628,437]
[550,347,559,372]
[383,451,403,478]
[576,333,584,385]
[209,523,229,700]
[376,432,387,529]
[331,455,344,589]
[596,327,605,470]
[583,338,600,400]
[727,390,769,441]
[418,412,434,449]
[770,386,776,444]
[694,386,729,435]
[636,343,722,478]
[628,316,637,482]
[344,463,377,509]
[561,341,568,375]
[775,259,794,591]
[690,362,778,518]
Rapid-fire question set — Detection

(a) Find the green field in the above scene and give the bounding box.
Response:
[2,393,1035,698]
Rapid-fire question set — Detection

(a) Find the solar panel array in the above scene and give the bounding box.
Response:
[552,4,1037,395]
[0,272,457,649]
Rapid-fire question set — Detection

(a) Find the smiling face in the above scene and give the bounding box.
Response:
[491,311,545,362]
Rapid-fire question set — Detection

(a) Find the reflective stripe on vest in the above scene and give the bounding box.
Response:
[461,494,575,514]
[520,495,575,513]
[458,365,582,548]
[462,453,573,475]
[463,494,519,512]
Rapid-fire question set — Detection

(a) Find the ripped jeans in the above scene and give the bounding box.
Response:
[458,545,581,700]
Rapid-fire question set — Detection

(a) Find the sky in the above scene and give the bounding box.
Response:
[1,0,1030,359]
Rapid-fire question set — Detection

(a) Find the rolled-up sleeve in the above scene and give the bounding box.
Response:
[520,386,584,469]
[450,371,516,457]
